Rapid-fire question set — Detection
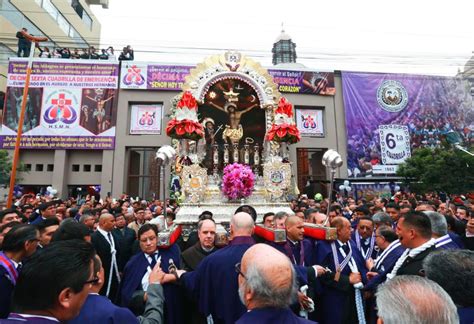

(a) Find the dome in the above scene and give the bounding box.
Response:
[275,30,292,43]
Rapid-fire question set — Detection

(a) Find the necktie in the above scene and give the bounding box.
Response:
[150,253,158,269]
[342,244,350,254]
[107,233,113,246]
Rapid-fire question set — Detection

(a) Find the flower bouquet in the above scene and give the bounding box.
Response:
[166,91,204,141]
[265,97,301,144]
[222,163,255,200]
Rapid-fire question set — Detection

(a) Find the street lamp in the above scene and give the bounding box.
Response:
[446,130,474,157]
[322,149,343,225]
[156,145,176,227]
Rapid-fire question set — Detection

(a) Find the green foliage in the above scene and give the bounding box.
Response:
[397,147,474,194]
[0,150,27,186]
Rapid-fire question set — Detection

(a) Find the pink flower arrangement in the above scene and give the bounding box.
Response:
[222,163,255,200]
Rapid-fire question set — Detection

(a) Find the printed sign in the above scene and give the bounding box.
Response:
[295,108,324,136]
[1,58,119,149]
[130,104,162,134]
[120,63,336,96]
[379,125,411,164]
[342,72,473,177]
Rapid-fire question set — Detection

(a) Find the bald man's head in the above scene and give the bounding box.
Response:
[285,215,304,242]
[230,212,254,237]
[239,244,297,310]
[331,216,352,243]
[98,213,115,232]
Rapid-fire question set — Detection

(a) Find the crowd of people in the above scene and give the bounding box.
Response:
[16,27,134,61]
[0,190,473,323]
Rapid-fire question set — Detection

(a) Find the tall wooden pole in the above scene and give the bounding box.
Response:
[7,33,48,208]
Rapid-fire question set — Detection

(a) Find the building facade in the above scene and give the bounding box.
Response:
[0,0,107,95]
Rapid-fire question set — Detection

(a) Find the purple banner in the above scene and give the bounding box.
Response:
[120,63,335,95]
[342,72,473,178]
[1,59,119,150]
[0,135,115,149]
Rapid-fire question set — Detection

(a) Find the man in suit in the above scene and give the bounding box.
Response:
[91,213,122,302]
[236,243,315,324]
[30,201,59,225]
[70,254,166,324]
[2,240,95,323]
[113,213,136,268]
[36,217,59,249]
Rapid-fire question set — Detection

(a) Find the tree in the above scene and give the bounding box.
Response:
[397,147,474,194]
[0,150,27,187]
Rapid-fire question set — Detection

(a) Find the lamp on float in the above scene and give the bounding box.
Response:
[322,149,343,226]
[156,145,176,226]
[446,130,474,157]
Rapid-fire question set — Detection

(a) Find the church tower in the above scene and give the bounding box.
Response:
[272,27,297,66]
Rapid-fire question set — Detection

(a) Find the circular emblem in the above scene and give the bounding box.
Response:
[377,80,408,112]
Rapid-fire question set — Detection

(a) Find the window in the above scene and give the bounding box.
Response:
[47,164,54,172]
[127,147,160,199]
[83,164,91,172]
[25,164,32,171]
[94,165,102,172]
[72,164,80,172]
[296,148,328,197]
[35,164,44,172]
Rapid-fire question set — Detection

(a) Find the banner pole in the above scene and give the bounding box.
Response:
[7,34,47,208]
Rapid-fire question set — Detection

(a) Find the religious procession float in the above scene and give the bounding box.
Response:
[160,52,335,243]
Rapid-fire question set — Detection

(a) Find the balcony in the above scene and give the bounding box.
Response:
[84,0,109,9]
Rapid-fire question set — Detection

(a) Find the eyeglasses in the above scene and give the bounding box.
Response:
[83,276,99,286]
[235,262,246,280]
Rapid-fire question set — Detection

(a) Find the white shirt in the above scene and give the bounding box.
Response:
[141,252,159,292]
[97,227,115,249]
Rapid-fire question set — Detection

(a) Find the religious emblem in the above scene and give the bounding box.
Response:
[181,164,208,203]
[263,160,291,200]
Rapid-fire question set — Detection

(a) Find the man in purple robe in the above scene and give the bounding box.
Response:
[119,223,183,324]
[424,211,461,250]
[2,240,95,323]
[236,243,316,323]
[177,212,255,324]
[313,217,367,324]
[351,217,377,260]
[364,226,405,323]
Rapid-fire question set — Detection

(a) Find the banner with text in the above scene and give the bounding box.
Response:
[342,72,473,178]
[120,62,335,95]
[1,58,119,150]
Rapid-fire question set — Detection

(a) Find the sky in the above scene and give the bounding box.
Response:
[91,0,474,76]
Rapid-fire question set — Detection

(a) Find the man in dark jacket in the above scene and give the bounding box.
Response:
[16,28,31,57]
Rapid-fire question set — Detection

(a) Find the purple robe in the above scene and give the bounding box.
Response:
[68,293,138,324]
[458,307,474,324]
[119,244,183,324]
[314,239,367,324]
[435,234,461,250]
[181,236,255,324]
[1,313,59,323]
[351,231,377,260]
[236,307,317,324]
[364,240,406,291]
